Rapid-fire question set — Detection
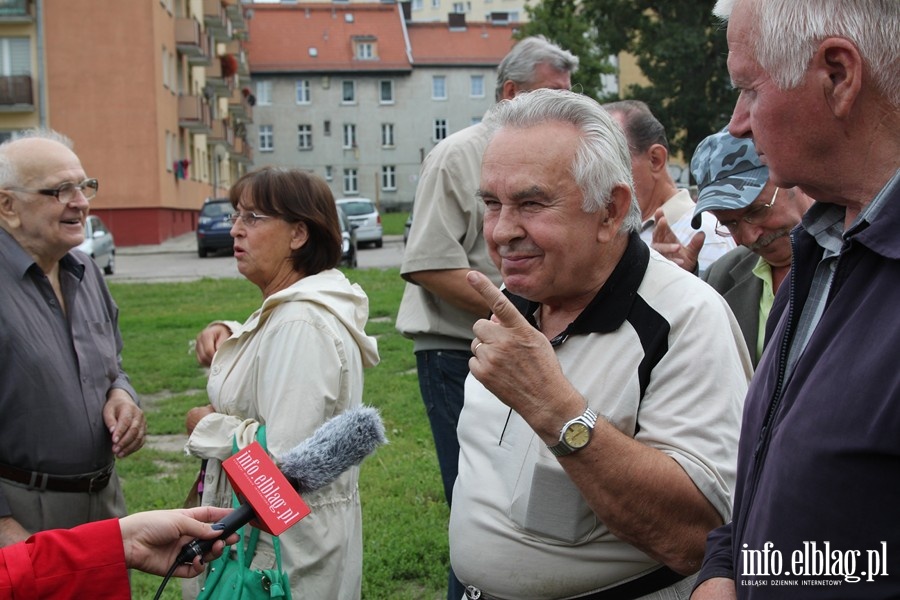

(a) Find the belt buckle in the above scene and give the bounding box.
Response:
[86,468,111,493]
[464,585,483,600]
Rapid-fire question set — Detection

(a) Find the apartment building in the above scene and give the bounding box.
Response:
[246,2,518,210]
[248,0,532,25]
[0,0,253,245]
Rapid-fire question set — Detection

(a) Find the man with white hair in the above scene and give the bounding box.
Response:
[396,36,579,600]
[0,130,145,548]
[450,89,751,600]
[692,1,900,598]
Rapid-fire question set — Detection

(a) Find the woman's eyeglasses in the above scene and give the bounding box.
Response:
[229,211,273,227]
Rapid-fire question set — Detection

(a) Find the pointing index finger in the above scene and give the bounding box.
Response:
[466,271,526,328]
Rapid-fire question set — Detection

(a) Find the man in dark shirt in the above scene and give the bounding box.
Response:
[692,1,900,598]
[0,129,145,548]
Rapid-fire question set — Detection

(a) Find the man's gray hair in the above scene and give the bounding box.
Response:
[714,0,900,107]
[0,128,74,188]
[484,89,642,233]
[495,35,579,102]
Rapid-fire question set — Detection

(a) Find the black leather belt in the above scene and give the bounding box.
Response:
[464,565,686,600]
[0,462,114,493]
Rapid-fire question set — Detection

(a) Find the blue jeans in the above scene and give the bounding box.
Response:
[415,349,470,600]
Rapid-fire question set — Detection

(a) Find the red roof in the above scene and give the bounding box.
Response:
[247,3,411,73]
[247,3,519,73]
[407,21,519,66]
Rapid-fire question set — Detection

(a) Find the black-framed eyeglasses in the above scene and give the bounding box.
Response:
[229,211,274,227]
[715,187,779,237]
[8,178,99,203]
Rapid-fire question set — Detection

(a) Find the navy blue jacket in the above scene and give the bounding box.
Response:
[697,173,900,598]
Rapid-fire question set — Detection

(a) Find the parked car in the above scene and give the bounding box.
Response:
[403,210,413,245]
[77,215,116,275]
[337,205,358,268]
[196,198,234,257]
[335,198,383,248]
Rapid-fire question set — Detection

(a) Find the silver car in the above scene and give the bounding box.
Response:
[77,215,116,275]
[336,198,383,248]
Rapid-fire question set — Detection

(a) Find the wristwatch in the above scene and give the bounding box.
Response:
[547,407,598,457]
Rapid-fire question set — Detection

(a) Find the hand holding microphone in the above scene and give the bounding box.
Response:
[176,405,387,564]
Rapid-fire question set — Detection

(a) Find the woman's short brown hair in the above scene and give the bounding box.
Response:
[229,166,342,275]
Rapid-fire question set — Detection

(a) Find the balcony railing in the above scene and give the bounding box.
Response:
[231,136,252,164]
[0,0,31,20]
[203,0,230,41]
[0,75,33,107]
[205,56,234,95]
[228,86,253,122]
[178,95,212,133]
[208,118,235,148]
[223,0,245,30]
[175,18,210,65]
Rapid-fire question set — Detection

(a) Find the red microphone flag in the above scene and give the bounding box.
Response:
[222,441,311,535]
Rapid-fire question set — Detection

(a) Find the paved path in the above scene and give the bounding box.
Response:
[114,233,404,282]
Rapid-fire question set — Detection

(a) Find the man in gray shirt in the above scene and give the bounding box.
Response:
[0,129,145,547]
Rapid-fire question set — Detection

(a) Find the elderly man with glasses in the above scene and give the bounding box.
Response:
[690,129,813,367]
[0,129,145,548]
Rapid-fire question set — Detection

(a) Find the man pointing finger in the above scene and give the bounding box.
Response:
[448,89,753,600]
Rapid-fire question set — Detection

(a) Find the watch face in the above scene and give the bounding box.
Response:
[563,422,590,448]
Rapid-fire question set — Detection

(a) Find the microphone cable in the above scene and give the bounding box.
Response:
[152,560,180,600]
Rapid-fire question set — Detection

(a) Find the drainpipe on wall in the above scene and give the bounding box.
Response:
[35,0,47,127]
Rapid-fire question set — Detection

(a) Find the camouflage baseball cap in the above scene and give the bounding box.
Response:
[690,128,768,229]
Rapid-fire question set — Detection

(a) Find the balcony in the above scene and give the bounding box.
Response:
[0,0,31,21]
[230,135,252,165]
[0,75,33,109]
[178,95,212,133]
[228,86,253,122]
[208,118,235,149]
[224,41,248,74]
[203,0,230,42]
[175,18,210,65]
[222,0,245,31]
[206,56,234,96]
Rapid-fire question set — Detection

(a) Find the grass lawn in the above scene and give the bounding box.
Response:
[110,264,447,599]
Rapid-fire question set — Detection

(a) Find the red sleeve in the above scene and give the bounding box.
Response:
[0,519,131,600]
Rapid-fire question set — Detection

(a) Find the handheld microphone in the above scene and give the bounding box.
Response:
[176,405,387,564]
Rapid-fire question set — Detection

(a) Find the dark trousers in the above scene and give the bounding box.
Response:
[415,349,470,600]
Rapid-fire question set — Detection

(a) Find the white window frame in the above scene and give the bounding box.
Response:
[381,123,395,147]
[433,119,448,142]
[356,42,374,60]
[343,168,359,194]
[342,123,357,149]
[297,124,312,150]
[295,79,310,104]
[381,165,397,191]
[432,75,447,100]
[325,165,333,181]
[256,80,272,105]
[162,46,169,90]
[259,124,274,152]
[379,80,394,104]
[470,74,484,98]
[341,80,356,104]
[0,37,30,76]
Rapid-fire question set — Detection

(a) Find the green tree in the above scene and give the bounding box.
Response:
[524,0,737,166]
[516,0,615,101]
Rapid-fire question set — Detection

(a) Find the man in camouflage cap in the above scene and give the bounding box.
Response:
[690,129,812,365]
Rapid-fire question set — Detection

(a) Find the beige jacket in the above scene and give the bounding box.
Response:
[185,269,379,600]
